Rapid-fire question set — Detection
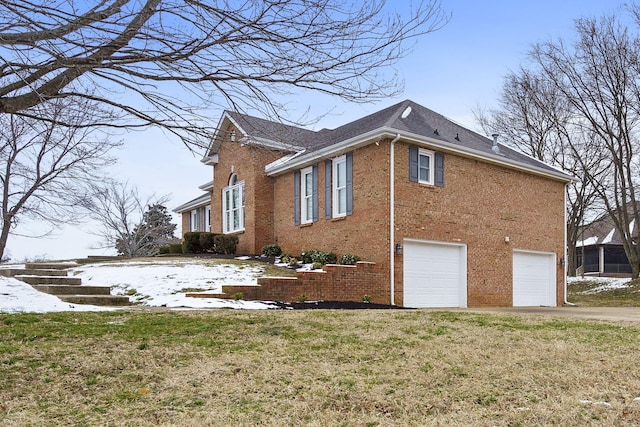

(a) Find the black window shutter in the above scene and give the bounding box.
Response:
[324,160,332,219]
[346,152,353,216]
[312,164,319,222]
[294,170,301,225]
[409,145,418,182]
[435,152,445,187]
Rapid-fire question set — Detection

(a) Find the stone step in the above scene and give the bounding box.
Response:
[33,284,112,296]
[0,268,68,277]
[15,275,82,286]
[58,295,131,306]
[75,256,128,265]
[25,262,78,270]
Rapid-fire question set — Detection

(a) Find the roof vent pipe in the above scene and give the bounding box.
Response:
[491,133,501,155]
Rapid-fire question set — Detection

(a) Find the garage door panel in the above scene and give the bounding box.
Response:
[513,250,556,307]
[403,240,466,308]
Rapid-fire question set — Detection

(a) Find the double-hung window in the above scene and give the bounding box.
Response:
[418,148,435,185]
[222,174,244,233]
[190,210,199,231]
[409,146,444,187]
[333,155,347,217]
[205,206,212,232]
[300,166,314,224]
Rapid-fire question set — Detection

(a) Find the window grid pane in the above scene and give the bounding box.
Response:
[223,183,244,233]
[418,152,433,184]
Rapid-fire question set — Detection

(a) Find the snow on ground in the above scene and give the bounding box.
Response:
[0,258,279,313]
[1,258,636,313]
[0,277,116,314]
[567,275,632,293]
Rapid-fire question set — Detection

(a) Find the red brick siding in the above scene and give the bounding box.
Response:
[392,141,566,307]
[197,135,566,307]
[208,261,388,304]
[272,143,391,266]
[210,123,285,253]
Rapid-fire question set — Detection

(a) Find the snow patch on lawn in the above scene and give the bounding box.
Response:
[0,259,277,313]
[567,276,632,293]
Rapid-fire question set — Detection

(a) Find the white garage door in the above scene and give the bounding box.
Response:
[403,240,467,308]
[513,250,556,307]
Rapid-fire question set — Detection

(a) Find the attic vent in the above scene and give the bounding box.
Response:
[434,128,439,135]
[401,106,412,119]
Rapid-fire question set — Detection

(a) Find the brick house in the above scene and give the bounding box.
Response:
[175,100,572,308]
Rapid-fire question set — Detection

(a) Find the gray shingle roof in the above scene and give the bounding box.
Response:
[578,206,640,247]
[222,99,569,179]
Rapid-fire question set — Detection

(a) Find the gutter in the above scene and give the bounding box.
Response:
[389,133,401,306]
[264,127,573,183]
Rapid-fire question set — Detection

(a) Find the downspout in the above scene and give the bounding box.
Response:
[390,133,401,306]
[563,183,573,306]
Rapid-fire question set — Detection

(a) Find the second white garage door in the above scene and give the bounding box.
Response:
[512,250,557,307]
[403,239,467,308]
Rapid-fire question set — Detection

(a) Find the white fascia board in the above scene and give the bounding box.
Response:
[398,130,575,183]
[265,150,307,171]
[173,194,212,213]
[201,154,219,165]
[241,135,304,152]
[205,112,245,157]
[198,181,214,191]
[265,128,385,176]
[265,127,574,182]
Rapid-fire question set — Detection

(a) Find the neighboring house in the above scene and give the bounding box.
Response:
[174,182,213,233]
[576,210,634,276]
[175,100,572,308]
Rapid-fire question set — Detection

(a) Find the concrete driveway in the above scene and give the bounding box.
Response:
[462,306,640,323]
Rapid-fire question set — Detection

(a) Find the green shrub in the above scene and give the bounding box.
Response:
[182,232,203,253]
[214,235,239,254]
[232,292,244,301]
[261,244,282,257]
[362,294,372,303]
[288,257,299,267]
[300,249,338,265]
[340,254,361,265]
[169,243,183,254]
[199,232,217,252]
[280,253,293,264]
[297,294,307,303]
[158,246,170,255]
[311,262,323,270]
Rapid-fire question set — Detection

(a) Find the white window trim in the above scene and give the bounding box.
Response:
[222,180,245,234]
[190,210,199,231]
[300,166,313,224]
[332,155,347,218]
[418,148,435,185]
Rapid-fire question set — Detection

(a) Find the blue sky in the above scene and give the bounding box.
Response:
[6,0,631,261]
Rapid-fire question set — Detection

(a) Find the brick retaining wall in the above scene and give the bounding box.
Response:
[188,261,390,304]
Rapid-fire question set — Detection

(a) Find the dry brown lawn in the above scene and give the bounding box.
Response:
[1,309,640,426]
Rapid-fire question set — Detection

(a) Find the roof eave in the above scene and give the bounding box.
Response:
[173,194,211,213]
[265,127,574,183]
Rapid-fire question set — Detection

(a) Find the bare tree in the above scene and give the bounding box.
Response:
[476,69,606,276]
[89,182,176,257]
[529,12,640,278]
[0,98,120,261]
[0,0,449,148]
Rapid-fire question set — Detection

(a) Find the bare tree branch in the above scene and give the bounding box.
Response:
[527,10,640,278]
[0,96,121,260]
[0,0,449,149]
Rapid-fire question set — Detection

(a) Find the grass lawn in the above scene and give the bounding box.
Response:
[2,309,640,426]
[568,278,640,307]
